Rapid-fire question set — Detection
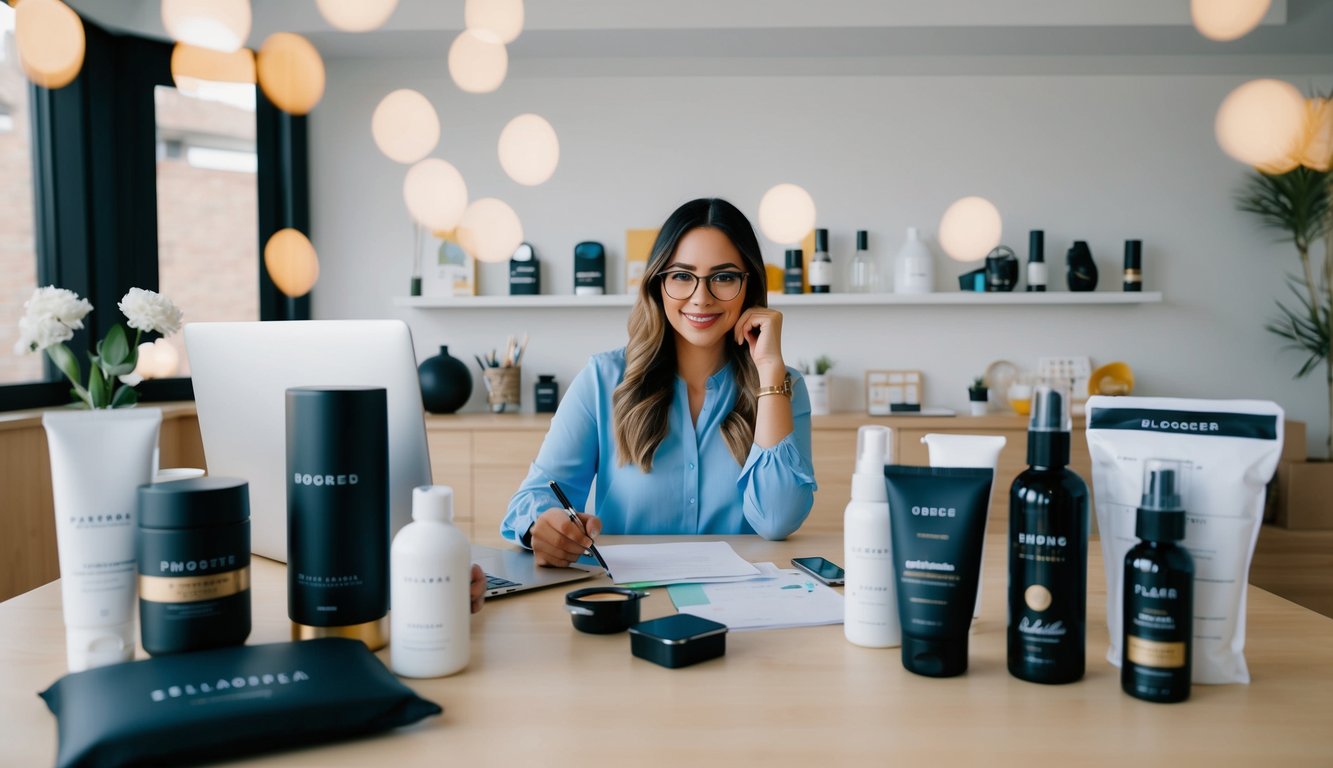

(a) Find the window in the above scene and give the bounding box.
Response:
[0,5,41,384]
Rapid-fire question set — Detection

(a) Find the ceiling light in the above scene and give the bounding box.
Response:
[757,184,816,245]
[315,0,398,32]
[456,198,523,263]
[373,89,440,164]
[498,113,559,186]
[404,159,469,231]
[448,30,507,94]
[161,0,250,53]
[256,32,326,115]
[264,228,320,297]
[15,0,85,90]
[938,196,1002,263]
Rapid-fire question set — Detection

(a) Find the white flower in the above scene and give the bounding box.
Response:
[118,288,183,336]
[13,286,93,354]
[119,372,144,387]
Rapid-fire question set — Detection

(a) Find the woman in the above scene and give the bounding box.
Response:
[501,198,817,566]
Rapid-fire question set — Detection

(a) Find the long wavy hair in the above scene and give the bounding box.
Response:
[613,198,769,470]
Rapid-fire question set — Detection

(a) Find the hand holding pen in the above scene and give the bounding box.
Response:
[528,481,608,574]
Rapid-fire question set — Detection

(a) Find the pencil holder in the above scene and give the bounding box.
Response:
[483,366,521,413]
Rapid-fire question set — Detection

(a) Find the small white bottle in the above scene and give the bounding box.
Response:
[893,227,933,294]
[391,485,471,678]
[849,230,877,293]
[844,425,901,648]
[809,228,832,293]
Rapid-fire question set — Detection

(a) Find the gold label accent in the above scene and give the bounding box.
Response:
[1127,635,1186,668]
[1024,584,1052,612]
[292,616,388,651]
[139,567,250,603]
[1124,269,1142,279]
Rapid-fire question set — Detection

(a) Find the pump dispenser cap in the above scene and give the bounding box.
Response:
[1136,460,1186,541]
[1029,230,1044,263]
[815,229,829,252]
[1026,385,1071,468]
[1124,239,1142,269]
[412,484,454,523]
[785,249,802,268]
[856,230,868,250]
[901,634,968,678]
[851,425,892,502]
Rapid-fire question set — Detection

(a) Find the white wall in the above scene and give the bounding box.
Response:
[310,57,1333,458]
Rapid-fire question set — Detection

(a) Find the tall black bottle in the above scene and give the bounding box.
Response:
[1122,460,1194,703]
[1008,386,1089,684]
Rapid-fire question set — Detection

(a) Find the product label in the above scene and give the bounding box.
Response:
[149,670,309,703]
[139,567,250,603]
[1087,407,1278,440]
[292,473,359,486]
[1126,635,1186,668]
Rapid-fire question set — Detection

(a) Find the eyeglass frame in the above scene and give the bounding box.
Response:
[657,269,750,301]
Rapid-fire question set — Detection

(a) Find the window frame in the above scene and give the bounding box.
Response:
[1,15,309,412]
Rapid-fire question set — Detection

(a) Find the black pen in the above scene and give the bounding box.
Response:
[547,480,611,578]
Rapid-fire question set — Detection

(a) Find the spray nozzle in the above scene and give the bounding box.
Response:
[1140,459,1185,512]
[1028,385,1071,433]
[855,425,892,475]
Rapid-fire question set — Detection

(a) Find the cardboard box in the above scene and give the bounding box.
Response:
[1282,420,1307,463]
[1274,460,1333,530]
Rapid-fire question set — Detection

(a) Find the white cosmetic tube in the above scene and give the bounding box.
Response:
[43,408,162,671]
[922,433,1006,619]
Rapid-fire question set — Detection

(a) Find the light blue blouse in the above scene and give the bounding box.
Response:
[501,348,817,544]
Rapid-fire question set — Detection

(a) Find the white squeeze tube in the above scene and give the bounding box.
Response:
[922,433,1006,619]
[43,408,162,672]
[844,425,900,648]
[1085,396,1283,684]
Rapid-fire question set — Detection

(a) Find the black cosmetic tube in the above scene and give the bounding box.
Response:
[885,466,994,678]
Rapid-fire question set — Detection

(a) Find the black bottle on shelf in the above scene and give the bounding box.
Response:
[1123,240,1143,292]
[784,249,805,294]
[1008,386,1089,684]
[1122,460,1194,703]
[1066,241,1099,291]
[534,375,559,413]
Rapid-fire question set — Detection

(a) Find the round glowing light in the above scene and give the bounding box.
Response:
[372,89,440,164]
[448,30,508,94]
[465,0,524,44]
[1191,0,1271,42]
[1297,97,1333,173]
[1215,78,1305,168]
[15,0,85,90]
[938,196,1002,263]
[170,43,255,94]
[456,198,523,264]
[264,228,320,297]
[497,113,559,186]
[756,184,817,245]
[315,0,398,32]
[403,159,469,231]
[161,0,251,53]
[134,339,181,380]
[256,33,325,115]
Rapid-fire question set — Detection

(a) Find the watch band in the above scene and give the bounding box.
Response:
[756,374,792,399]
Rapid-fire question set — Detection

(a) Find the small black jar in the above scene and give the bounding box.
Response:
[137,477,251,656]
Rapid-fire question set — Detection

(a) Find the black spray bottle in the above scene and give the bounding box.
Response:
[1008,385,1089,684]
[1123,459,1194,703]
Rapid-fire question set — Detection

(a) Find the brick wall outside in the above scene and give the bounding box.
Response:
[0,39,258,385]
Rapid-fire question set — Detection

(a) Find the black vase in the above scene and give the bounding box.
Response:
[418,345,473,414]
[1066,241,1099,292]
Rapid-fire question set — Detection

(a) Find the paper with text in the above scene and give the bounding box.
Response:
[667,570,845,631]
[597,541,760,586]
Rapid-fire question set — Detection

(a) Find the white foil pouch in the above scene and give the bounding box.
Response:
[1085,396,1283,684]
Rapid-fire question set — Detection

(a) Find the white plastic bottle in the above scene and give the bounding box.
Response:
[390,485,472,678]
[893,227,934,294]
[844,425,901,648]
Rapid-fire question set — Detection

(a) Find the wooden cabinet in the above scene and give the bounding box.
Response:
[425,415,547,546]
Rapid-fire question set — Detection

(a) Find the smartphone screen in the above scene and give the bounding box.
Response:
[791,556,845,585]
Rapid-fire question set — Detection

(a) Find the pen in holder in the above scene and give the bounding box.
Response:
[482,366,521,413]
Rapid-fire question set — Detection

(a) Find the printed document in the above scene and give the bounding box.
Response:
[597,541,760,586]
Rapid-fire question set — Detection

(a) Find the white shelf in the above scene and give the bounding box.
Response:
[394,291,1163,309]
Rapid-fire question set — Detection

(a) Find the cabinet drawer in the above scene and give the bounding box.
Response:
[474,431,546,466]
[472,466,533,546]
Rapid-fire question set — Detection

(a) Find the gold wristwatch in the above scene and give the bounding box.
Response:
[756,374,792,399]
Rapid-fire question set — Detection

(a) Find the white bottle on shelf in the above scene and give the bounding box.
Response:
[844,425,901,648]
[391,485,472,678]
[893,227,934,294]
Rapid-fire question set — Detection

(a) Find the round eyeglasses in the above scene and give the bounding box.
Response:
[659,270,748,301]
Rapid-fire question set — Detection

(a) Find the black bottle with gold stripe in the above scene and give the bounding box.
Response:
[137,477,251,655]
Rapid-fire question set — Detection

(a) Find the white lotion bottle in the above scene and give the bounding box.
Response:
[894,227,934,294]
[844,425,901,648]
[391,485,471,678]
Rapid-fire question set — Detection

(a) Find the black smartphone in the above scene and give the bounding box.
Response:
[790,556,845,586]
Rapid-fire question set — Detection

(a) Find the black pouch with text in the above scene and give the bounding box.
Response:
[39,638,441,768]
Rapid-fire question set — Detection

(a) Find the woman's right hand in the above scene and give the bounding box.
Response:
[530,508,602,568]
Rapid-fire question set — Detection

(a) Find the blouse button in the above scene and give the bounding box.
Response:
[690,498,696,505]
[688,463,695,470]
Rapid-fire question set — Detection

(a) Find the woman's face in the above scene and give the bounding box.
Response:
[659,227,750,353]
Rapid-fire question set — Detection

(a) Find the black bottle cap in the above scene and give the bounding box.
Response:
[901,634,968,678]
[1026,386,1071,468]
[785,249,803,268]
[538,374,555,382]
[1124,240,1142,269]
[1136,464,1186,541]
[856,230,868,250]
[815,229,829,252]
[138,476,250,529]
[1029,230,1044,263]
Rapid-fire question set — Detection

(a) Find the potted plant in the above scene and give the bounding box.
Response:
[1236,120,1333,527]
[967,376,989,416]
[801,356,834,416]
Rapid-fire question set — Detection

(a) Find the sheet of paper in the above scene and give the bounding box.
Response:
[667,570,845,631]
[597,541,760,586]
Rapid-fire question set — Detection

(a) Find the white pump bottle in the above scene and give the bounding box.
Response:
[391,485,472,678]
[843,425,901,648]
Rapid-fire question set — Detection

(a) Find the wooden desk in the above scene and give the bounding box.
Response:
[3,533,1332,765]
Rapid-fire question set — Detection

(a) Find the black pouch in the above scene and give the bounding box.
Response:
[39,638,441,768]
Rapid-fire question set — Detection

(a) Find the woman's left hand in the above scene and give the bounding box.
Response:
[734,307,785,381]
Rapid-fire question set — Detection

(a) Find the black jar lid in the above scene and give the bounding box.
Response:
[138,477,250,529]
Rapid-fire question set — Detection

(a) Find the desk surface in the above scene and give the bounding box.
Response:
[3,533,1332,766]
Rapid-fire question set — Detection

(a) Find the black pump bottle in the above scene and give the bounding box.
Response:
[1008,386,1089,684]
[1122,460,1194,703]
